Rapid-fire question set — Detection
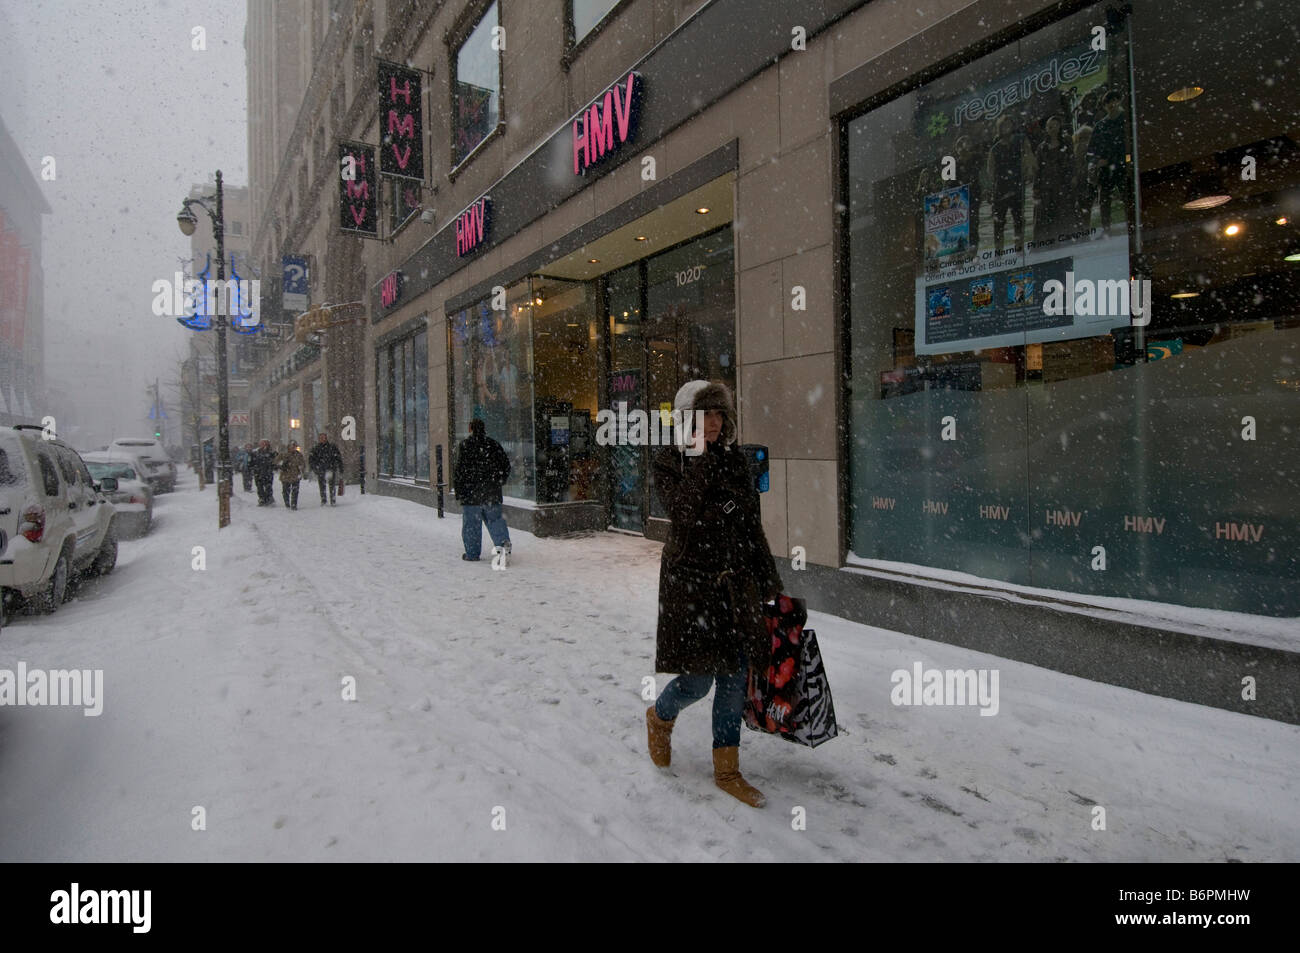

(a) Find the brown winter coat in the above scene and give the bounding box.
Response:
[653,440,783,676]
[277,448,306,482]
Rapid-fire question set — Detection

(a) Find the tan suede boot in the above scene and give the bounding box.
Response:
[713,747,766,808]
[646,706,675,767]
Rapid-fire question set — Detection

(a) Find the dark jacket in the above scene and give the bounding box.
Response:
[249,445,278,479]
[653,439,782,676]
[308,441,343,475]
[453,434,511,505]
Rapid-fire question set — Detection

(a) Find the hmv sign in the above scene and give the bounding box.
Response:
[338,141,378,236]
[455,196,491,258]
[572,70,642,176]
[377,60,424,180]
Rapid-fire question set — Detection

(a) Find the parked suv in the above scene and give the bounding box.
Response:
[0,425,119,617]
[109,437,176,493]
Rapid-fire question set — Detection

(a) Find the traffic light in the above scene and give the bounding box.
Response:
[154,428,162,439]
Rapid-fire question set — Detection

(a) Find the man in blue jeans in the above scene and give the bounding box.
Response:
[452,418,512,562]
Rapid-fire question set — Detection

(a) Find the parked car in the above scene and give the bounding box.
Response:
[83,452,153,536]
[0,425,119,618]
[109,437,176,493]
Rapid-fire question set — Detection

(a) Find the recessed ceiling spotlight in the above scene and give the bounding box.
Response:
[1224,223,1242,236]
[589,258,600,263]
[1167,86,1204,102]
[695,207,710,214]
[1183,171,1231,210]
[634,235,647,241]
[1275,217,1289,226]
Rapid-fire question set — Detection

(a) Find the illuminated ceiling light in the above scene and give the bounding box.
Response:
[1275,217,1289,225]
[588,258,600,263]
[634,235,647,241]
[1182,171,1231,210]
[695,207,710,214]
[1224,223,1242,236]
[1166,85,1204,102]
[1284,241,1300,262]
[1171,291,1200,299]
[566,323,579,327]
[622,310,629,317]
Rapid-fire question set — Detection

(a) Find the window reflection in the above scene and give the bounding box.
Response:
[453,2,500,166]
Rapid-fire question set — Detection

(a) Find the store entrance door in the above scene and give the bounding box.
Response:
[605,226,736,535]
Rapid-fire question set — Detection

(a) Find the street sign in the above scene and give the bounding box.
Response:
[283,255,309,311]
[229,413,250,426]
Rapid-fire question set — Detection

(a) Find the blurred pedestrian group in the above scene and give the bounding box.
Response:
[232,433,346,509]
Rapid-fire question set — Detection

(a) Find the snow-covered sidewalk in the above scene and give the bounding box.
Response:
[1,473,1296,861]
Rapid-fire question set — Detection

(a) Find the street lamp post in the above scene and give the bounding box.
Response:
[177,170,232,528]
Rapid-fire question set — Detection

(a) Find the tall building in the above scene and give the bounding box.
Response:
[243,0,1300,718]
[0,114,50,426]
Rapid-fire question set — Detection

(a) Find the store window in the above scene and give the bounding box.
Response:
[449,282,535,500]
[452,1,501,167]
[391,178,421,232]
[532,277,601,503]
[571,0,621,45]
[287,387,302,447]
[377,328,429,481]
[845,0,1299,615]
[644,229,736,521]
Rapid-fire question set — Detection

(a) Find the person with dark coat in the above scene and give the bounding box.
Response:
[238,443,254,492]
[308,432,344,506]
[277,442,306,510]
[645,380,782,808]
[453,418,512,561]
[249,439,278,506]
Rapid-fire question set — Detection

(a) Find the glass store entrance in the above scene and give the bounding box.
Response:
[606,226,736,533]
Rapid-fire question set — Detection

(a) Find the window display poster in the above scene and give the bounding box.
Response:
[911,33,1132,354]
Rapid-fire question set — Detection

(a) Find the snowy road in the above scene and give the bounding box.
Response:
[1,472,1297,861]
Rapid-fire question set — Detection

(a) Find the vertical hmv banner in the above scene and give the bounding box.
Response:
[377,60,424,181]
[338,141,378,237]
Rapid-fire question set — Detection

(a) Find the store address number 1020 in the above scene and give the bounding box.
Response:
[674,264,706,287]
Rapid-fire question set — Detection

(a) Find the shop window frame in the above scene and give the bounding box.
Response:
[561,0,635,71]
[834,0,1133,569]
[445,0,506,181]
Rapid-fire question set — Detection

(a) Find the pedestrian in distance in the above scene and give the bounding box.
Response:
[236,444,252,492]
[277,441,306,510]
[452,418,512,562]
[645,380,783,808]
[250,439,278,506]
[308,432,344,506]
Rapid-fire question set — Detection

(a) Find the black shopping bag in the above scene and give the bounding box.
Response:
[744,595,839,748]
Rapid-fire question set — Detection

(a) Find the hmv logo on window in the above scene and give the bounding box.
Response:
[572,70,642,176]
[377,60,424,180]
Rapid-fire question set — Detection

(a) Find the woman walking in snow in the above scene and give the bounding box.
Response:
[645,380,783,807]
[277,441,306,510]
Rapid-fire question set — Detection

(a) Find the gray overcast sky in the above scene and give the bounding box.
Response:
[0,0,248,444]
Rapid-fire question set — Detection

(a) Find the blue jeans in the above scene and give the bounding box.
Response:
[462,503,510,559]
[655,666,748,749]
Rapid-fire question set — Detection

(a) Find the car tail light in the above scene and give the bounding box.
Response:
[20,504,45,543]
